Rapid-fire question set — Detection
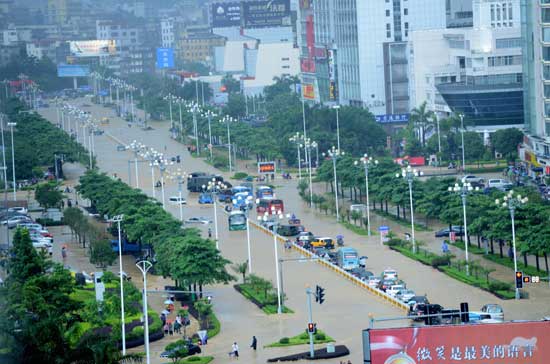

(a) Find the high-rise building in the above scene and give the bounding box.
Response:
[521,0,550,171]
[410,0,523,132]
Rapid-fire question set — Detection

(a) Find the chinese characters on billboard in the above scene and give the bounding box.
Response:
[242,0,291,28]
[258,161,276,174]
[69,40,116,57]
[364,321,550,364]
[302,84,315,100]
[211,2,241,27]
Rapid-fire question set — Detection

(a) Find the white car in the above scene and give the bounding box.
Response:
[382,268,398,280]
[8,207,28,215]
[32,240,52,249]
[461,175,484,185]
[386,284,406,298]
[184,217,212,225]
[487,179,513,191]
[2,215,32,228]
[470,304,504,321]
[18,222,44,231]
[169,196,187,205]
[366,276,381,288]
[395,289,416,302]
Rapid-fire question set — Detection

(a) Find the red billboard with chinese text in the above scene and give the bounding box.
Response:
[365,321,550,364]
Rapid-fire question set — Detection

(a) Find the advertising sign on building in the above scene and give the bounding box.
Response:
[57,64,91,78]
[242,0,291,28]
[328,49,338,100]
[302,83,315,100]
[156,48,174,69]
[375,114,410,124]
[69,40,116,58]
[211,2,241,27]
[363,321,550,364]
[258,161,276,174]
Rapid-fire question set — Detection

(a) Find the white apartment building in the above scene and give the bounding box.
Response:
[160,18,175,48]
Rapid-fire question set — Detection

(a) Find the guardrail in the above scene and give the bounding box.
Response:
[248,218,409,312]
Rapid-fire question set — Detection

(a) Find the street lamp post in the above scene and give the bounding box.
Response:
[460,113,466,173]
[163,94,174,133]
[168,169,187,222]
[289,132,304,179]
[259,210,288,314]
[355,154,378,236]
[202,110,216,161]
[154,156,173,209]
[396,166,423,253]
[7,122,16,200]
[220,116,236,172]
[206,179,226,250]
[448,182,478,276]
[135,259,153,364]
[323,146,344,221]
[186,102,200,156]
[233,195,254,273]
[333,105,341,151]
[128,140,144,189]
[111,214,126,354]
[141,148,159,198]
[304,138,316,206]
[496,191,528,300]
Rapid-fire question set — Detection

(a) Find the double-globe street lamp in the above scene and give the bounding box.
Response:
[354,154,378,236]
[258,209,290,314]
[323,146,344,222]
[185,101,201,155]
[233,194,254,273]
[152,155,174,209]
[200,109,217,161]
[167,168,187,222]
[289,132,304,179]
[135,259,153,364]
[396,165,423,253]
[495,191,528,300]
[205,179,227,250]
[303,138,317,207]
[109,214,126,354]
[127,140,145,189]
[448,182,479,276]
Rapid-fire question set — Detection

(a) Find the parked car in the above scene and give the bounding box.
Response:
[386,284,406,298]
[461,175,485,185]
[32,241,52,249]
[395,289,416,303]
[2,215,32,228]
[474,303,504,321]
[435,225,464,238]
[407,295,429,309]
[116,145,126,151]
[487,179,513,191]
[8,207,28,215]
[366,275,381,288]
[377,278,398,292]
[409,303,443,322]
[382,268,398,280]
[350,268,373,281]
[168,196,187,205]
[17,222,43,231]
[359,256,368,268]
[184,217,211,225]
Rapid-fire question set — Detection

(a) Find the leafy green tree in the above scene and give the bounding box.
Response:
[194,298,213,330]
[223,93,246,118]
[232,261,249,283]
[89,239,117,268]
[69,333,144,364]
[410,101,435,146]
[7,229,44,283]
[491,128,523,160]
[35,182,64,209]
[222,74,241,94]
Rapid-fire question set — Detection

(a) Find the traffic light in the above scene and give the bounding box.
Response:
[307,323,317,333]
[315,285,325,305]
[515,271,523,289]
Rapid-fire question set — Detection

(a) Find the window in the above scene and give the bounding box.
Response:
[387,31,391,38]
[386,23,391,30]
[545,84,550,99]
[404,8,408,15]
[543,46,550,62]
[386,10,390,16]
[496,37,522,48]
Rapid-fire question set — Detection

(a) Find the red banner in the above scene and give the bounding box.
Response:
[367,321,550,364]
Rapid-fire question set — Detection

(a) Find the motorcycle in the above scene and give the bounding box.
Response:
[336,234,344,247]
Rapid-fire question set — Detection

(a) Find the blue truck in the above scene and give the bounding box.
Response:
[111,239,141,254]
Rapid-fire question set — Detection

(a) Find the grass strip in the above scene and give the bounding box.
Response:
[265,330,334,348]
[373,210,430,231]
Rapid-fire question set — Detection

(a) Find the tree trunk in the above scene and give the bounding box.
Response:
[477,236,481,249]
[403,207,407,220]
[544,253,549,276]
[199,283,203,299]
[396,205,400,219]
[523,252,528,267]
[490,238,494,254]
[385,200,388,213]
[498,240,503,258]
[536,254,540,271]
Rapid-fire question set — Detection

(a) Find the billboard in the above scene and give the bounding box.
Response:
[258,161,276,174]
[302,83,315,100]
[242,0,291,28]
[156,48,175,69]
[375,114,410,124]
[69,40,116,58]
[363,321,550,364]
[57,64,90,78]
[211,2,241,27]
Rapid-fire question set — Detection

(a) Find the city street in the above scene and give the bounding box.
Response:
[39,101,550,363]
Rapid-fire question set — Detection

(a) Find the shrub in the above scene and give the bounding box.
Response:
[299,332,309,340]
[385,238,403,247]
[232,172,248,180]
[431,255,451,267]
[488,281,512,292]
[314,333,326,341]
[279,337,290,344]
[212,156,228,168]
[186,357,202,362]
[166,339,187,351]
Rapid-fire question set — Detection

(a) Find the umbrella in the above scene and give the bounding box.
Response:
[164,299,174,305]
[161,309,171,316]
[336,234,344,239]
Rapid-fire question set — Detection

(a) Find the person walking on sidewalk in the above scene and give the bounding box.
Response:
[250,336,257,350]
[231,342,239,358]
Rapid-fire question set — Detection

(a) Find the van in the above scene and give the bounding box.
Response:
[487,179,512,191]
[311,237,334,249]
[277,224,301,237]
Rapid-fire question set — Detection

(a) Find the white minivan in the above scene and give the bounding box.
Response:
[487,179,513,191]
[169,196,187,205]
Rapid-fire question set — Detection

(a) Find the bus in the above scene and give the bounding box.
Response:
[232,185,253,197]
[337,247,359,271]
[187,174,224,192]
[232,192,253,210]
[228,211,247,231]
[256,198,284,215]
[255,185,274,199]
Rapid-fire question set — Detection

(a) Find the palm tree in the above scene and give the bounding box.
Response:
[69,333,144,364]
[410,101,435,147]
[232,261,249,283]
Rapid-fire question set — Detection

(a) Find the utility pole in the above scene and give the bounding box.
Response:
[306,287,315,358]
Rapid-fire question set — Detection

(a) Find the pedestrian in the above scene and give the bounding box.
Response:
[250,336,257,350]
[208,227,212,238]
[174,320,181,334]
[160,313,166,326]
[231,342,239,358]
[168,322,174,336]
[67,199,72,208]
[163,322,169,335]
[441,241,449,254]
[47,245,53,257]
[61,246,67,260]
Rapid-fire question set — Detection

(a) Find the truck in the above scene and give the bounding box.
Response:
[111,239,141,254]
[187,174,224,192]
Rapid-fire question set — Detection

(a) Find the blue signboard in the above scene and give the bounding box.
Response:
[379,225,390,232]
[375,114,410,124]
[156,48,174,69]
[211,2,241,28]
[242,0,291,28]
[57,64,90,78]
